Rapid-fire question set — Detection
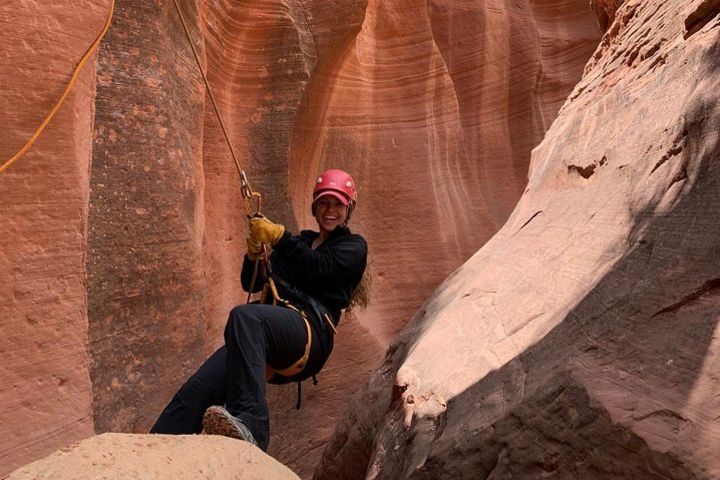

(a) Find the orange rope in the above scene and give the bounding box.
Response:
[0,0,115,175]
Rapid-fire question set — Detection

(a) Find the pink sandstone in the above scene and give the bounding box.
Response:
[316,0,720,478]
[5,433,300,480]
[0,0,107,474]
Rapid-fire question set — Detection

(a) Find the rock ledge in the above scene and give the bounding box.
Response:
[6,433,300,480]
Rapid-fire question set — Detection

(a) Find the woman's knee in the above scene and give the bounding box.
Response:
[229,304,249,320]
[227,305,251,328]
[225,304,264,340]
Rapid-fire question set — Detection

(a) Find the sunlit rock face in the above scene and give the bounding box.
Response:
[316,1,720,479]
[5,433,300,480]
[1,0,600,477]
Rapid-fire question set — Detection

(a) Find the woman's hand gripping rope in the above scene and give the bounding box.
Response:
[239,171,267,302]
[239,172,284,305]
[249,214,285,246]
[246,214,286,305]
[240,172,283,259]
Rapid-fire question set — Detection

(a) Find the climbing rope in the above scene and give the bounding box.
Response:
[0,0,116,175]
[170,0,244,179]
[170,0,282,305]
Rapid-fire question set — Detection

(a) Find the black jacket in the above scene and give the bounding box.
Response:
[240,225,367,326]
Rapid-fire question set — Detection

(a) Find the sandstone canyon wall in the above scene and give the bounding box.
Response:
[88,0,213,435]
[316,0,720,478]
[1,0,601,477]
[0,1,105,472]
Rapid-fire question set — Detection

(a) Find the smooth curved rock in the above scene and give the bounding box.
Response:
[316,1,720,478]
[6,433,300,480]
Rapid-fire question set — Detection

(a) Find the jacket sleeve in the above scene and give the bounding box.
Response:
[272,231,367,283]
[240,255,264,293]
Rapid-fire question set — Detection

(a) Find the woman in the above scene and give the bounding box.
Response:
[151,168,368,451]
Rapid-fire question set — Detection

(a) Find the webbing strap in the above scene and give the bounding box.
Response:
[1,0,116,175]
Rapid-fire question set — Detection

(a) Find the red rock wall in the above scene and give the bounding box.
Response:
[289,0,602,347]
[0,1,108,475]
[316,1,720,478]
[87,0,209,433]
[277,0,601,476]
[1,0,601,476]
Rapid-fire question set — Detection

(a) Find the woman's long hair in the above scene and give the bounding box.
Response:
[347,260,372,312]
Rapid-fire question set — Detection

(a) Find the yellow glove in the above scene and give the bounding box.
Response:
[249,215,285,245]
[246,236,262,260]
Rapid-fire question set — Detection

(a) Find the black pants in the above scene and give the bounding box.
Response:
[150,303,328,450]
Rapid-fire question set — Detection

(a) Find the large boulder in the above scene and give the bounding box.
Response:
[6,433,300,480]
[316,0,720,478]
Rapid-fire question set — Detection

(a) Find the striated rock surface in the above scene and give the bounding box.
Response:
[87,0,209,434]
[2,0,600,477]
[275,0,601,476]
[5,433,300,480]
[0,1,107,474]
[287,0,602,347]
[316,0,720,478]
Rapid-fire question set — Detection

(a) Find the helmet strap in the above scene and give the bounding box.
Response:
[343,204,354,226]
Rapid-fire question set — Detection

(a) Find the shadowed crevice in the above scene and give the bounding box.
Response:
[684,0,720,39]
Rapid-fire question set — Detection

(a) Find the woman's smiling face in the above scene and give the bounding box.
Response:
[314,194,348,236]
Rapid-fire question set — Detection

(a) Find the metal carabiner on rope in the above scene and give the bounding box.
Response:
[240,171,262,218]
[237,169,282,304]
[238,170,282,304]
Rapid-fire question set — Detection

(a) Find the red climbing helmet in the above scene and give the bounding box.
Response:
[312,169,358,206]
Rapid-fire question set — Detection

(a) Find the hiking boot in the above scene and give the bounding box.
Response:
[202,405,258,447]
